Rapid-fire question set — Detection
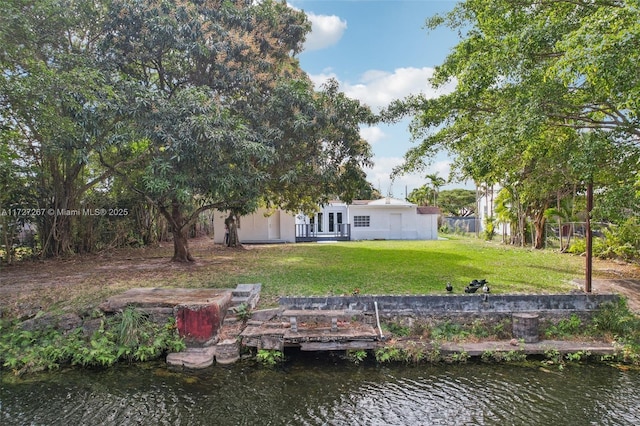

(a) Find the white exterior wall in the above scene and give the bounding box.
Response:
[477,185,510,236]
[213,208,296,244]
[348,199,437,241]
[416,213,439,240]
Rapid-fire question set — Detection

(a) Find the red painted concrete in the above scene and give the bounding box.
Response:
[174,293,232,344]
[175,304,220,343]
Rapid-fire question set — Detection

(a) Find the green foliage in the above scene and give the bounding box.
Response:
[544,314,582,339]
[382,321,411,337]
[431,321,469,341]
[543,349,592,370]
[445,350,469,364]
[374,345,403,363]
[567,219,640,262]
[480,348,527,364]
[233,303,252,322]
[591,299,639,341]
[0,0,374,260]
[482,216,496,241]
[491,318,513,340]
[256,349,284,367]
[502,350,527,363]
[438,189,476,217]
[0,311,185,375]
[383,0,640,251]
[600,218,640,261]
[567,238,586,255]
[346,349,368,365]
[407,185,434,207]
[469,319,489,339]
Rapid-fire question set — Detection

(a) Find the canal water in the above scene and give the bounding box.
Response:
[1,353,639,426]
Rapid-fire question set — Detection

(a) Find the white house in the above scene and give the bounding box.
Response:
[347,198,439,240]
[213,198,440,244]
[212,208,296,244]
[477,184,511,237]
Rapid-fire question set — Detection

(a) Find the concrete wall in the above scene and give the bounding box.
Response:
[279,293,620,317]
[416,213,439,240]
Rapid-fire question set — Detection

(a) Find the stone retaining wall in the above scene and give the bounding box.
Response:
[279,293,620,318]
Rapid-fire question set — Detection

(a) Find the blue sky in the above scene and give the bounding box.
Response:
[289,0,466,198]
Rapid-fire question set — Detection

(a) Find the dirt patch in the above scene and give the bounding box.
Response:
[0,238,235,318]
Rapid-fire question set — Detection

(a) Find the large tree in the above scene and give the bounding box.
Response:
[384,0,640,248]
[0,0,118,257]
[1,0,374,261]
[98,0,373,260]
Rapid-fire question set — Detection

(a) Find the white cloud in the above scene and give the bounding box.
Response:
[359,126,386,145]
[310,67,457,111]
[303,12,347,52]
[308,70,339,89]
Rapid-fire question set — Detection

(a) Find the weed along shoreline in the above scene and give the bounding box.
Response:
[1,283,639,376]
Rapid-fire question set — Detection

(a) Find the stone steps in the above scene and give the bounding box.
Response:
[166,283,261,369]
[228,283,262,314]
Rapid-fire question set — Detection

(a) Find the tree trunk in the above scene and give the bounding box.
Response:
[224,213,240,247]
[172,227,194,262]
[159,200,195,262]
[533,217,546,249]
[532,205,548,249]
[172,201,194,262]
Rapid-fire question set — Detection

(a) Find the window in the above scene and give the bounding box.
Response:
[329,213,334,232]
[317,213,323,232]
[353,215,370,227]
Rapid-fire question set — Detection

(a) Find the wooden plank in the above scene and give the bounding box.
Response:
[260,335,284,351]
[283,326,378,342]
[283,309,350,318]
[300,341,377,351]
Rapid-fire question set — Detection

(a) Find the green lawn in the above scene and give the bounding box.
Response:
[226,236,584,302]
[1,236,590,317]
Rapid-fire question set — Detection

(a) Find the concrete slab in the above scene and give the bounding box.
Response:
[284,325,378,342]
[100,288,233,312]
[166,347,216,369]
[250,308,282,322]
[440,340,616,357]
[215,339,240,364]
[233,284,260,297]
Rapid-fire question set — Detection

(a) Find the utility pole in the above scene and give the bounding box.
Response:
[585,182,593,293]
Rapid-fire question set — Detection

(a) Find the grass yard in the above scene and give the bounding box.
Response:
[231,237,584,300]
[1,235,616,319]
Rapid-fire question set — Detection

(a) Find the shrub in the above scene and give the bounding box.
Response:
[256,349,283,366]
[0,309,185,375]
[544,314,582,339]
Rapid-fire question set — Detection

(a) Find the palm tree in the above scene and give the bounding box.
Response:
[425,173,446,207]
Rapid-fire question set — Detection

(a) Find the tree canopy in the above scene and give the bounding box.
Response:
[384,0,640,248]
[0,0,375,261]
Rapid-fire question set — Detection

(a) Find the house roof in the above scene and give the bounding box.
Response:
[417,206,441,215]
[366,197,415,206]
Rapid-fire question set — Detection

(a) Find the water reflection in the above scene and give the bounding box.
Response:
[1,353,639,426]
